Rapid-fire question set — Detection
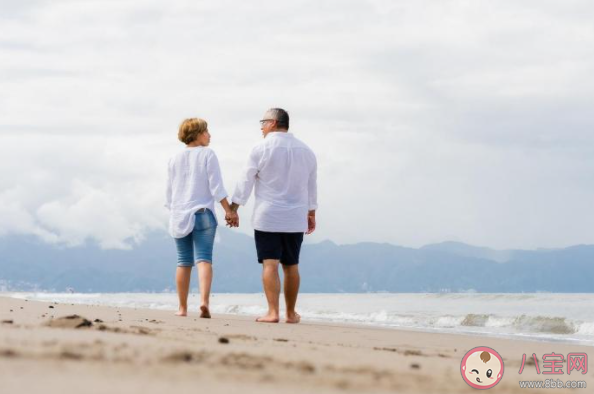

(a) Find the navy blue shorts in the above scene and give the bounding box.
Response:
[254,230,304,266]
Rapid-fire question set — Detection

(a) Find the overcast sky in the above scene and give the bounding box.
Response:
[1,0,593,250]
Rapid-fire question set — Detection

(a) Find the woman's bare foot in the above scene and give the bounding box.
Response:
[200,305,211,319]
[256,313,280,323]
[175,308,187,317]
[286,312,301,324]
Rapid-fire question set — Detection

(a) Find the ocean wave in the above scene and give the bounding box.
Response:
[576,322,594,335]
[461,314,490,327]
[511,315,577,335]
[455,313,579,335]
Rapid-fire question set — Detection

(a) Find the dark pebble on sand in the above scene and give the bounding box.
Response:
[218,337,230,344]
[94,319,104,323]
[49,306,54,309]
[410,363,421,369]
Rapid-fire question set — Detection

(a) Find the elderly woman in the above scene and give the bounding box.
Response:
[165,118,238,318]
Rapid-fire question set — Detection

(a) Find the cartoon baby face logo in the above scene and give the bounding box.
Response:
[461,347,504,389]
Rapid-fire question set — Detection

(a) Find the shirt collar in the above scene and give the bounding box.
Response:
[266,131,293,138]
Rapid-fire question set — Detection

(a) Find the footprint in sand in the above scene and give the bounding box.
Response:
[403,350,424,357]
[60,351,84,360]
[46,315,93,329]
[227,334,256,341]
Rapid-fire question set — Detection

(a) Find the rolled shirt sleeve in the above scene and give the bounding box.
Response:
[308,154,318,211]
[232,146,261,206]
[206,150,228,203]
[165,159,173,210]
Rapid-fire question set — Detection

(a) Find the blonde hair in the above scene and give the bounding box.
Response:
[178,118,208,144]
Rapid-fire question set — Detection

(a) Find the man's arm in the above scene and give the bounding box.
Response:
[306,155,318,235]
[231,146,261,209]
[306,210,316,235]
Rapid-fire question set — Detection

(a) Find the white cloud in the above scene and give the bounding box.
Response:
[1,0,594,249]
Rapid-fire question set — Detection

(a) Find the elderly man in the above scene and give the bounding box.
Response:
[230,108,317,323]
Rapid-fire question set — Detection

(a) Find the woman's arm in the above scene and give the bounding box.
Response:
[165,160,173,210]
[206,151,238,226]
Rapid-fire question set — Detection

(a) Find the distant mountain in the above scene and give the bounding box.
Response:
[1,230,593,293]
[420,241,513,263]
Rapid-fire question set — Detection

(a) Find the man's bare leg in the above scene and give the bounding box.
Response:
[197,261,212,318]
[175,266,192,316]
[257,259,281,323]
[282,264,301,323]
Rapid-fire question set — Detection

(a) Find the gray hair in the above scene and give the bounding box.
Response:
[267,108,289,130]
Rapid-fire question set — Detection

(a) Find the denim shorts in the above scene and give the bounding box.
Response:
[174,209,217,267]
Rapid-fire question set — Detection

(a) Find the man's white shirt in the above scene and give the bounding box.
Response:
[232,132,317,233]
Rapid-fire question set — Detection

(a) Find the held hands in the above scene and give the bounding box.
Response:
[221,200,239,228]
[225,211,239,227]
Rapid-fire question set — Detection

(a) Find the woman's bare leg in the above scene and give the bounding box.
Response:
[175,266,192,316]
[197,261,213,318]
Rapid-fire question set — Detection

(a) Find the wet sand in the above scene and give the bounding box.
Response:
[0,296,592,393]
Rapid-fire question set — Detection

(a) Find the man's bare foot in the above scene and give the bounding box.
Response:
[175,309,187,317]
[286,312,301,324]
[200,305,211,319]
[256,313,280,323]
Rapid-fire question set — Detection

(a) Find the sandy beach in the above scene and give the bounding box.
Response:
[0,296,591,394]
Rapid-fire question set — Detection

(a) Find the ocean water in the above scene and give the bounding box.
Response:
[7,292,594,346]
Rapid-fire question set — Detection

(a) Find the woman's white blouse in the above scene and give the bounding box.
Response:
[165,147,227,238]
